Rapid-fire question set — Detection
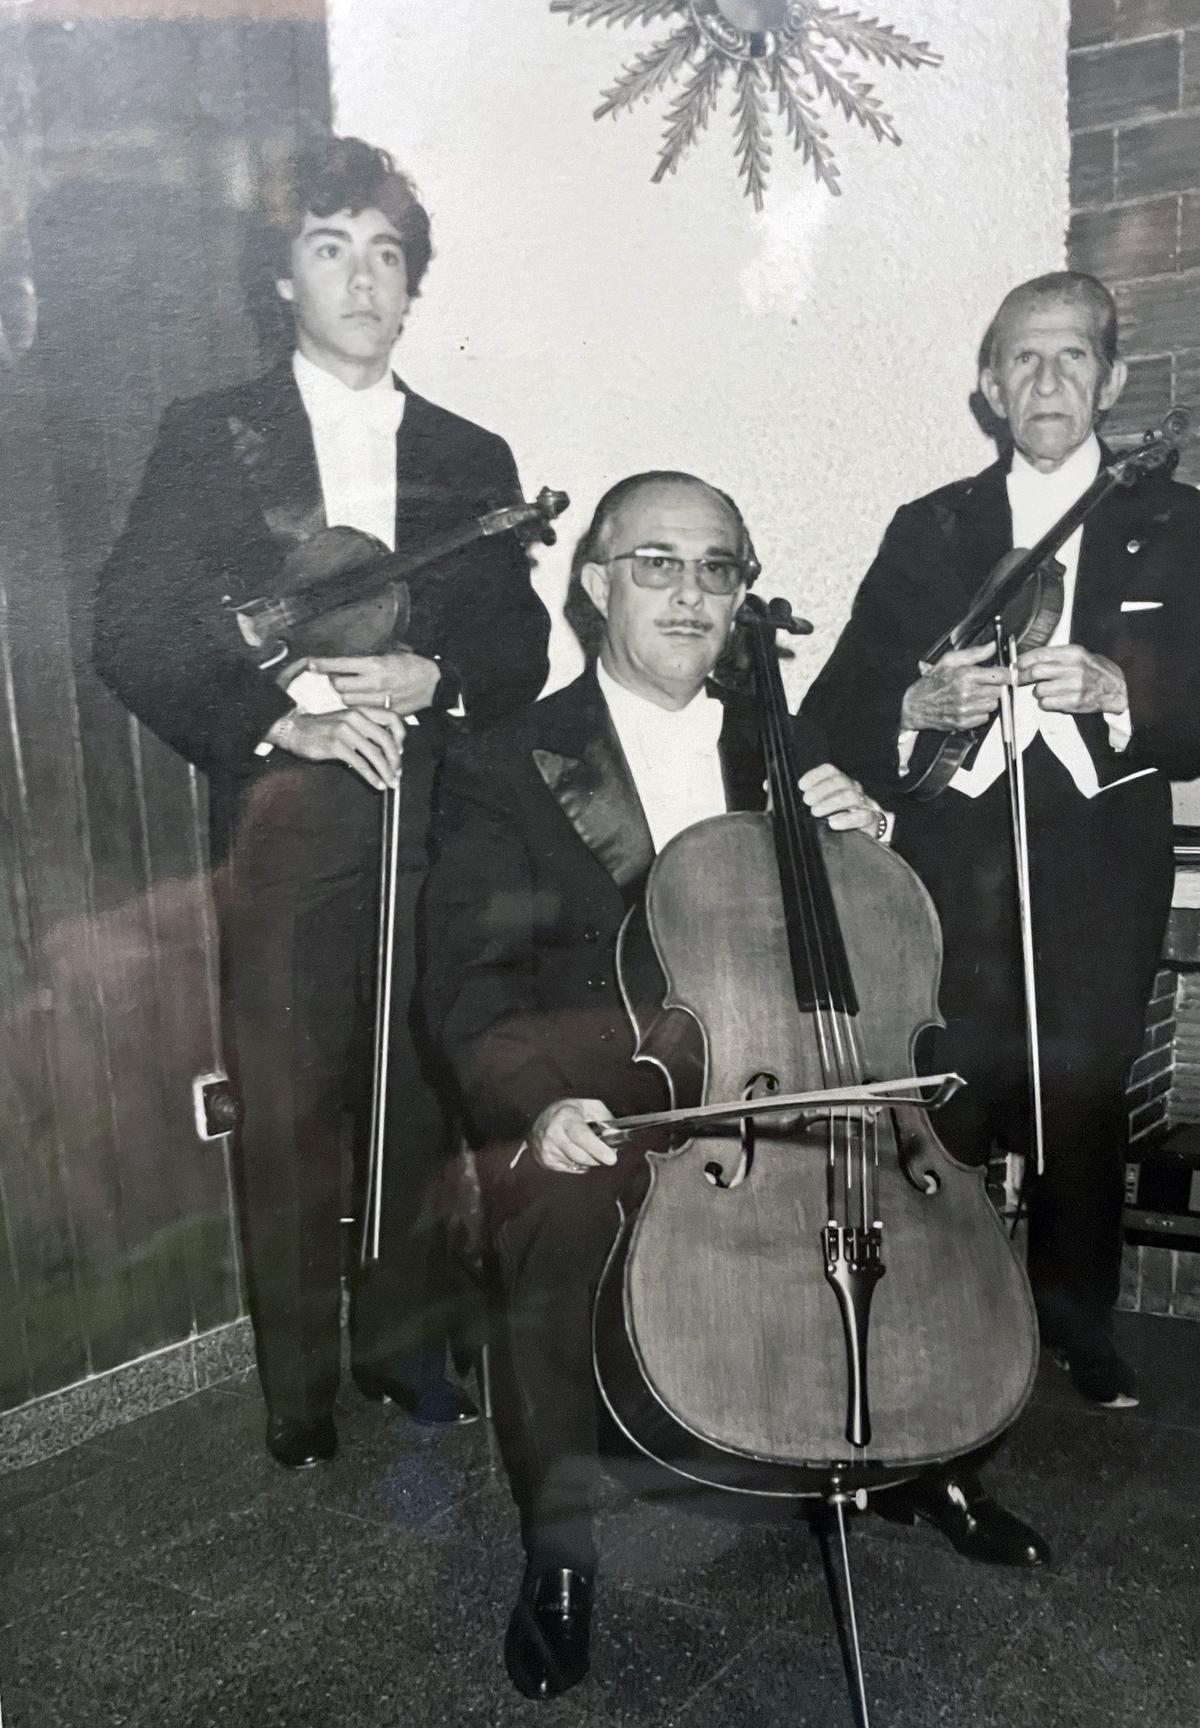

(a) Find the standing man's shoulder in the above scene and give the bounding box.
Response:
[1155,470,1200,531]
[885,461,1005,541]
[400,386,519,472]
[136,363,296,468]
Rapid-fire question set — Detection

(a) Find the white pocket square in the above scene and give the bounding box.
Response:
[1120,600,1162,612]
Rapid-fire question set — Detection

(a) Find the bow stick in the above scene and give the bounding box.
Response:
[590,1072,965,1146]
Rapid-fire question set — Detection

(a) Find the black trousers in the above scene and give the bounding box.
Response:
[480,1144,646,1572]
[217,758,457,1423]
[895,738,1172,1351]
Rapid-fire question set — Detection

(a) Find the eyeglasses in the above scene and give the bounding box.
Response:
[603,551,751,596]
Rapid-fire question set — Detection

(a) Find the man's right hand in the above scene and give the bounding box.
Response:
[529,1099,617,1174]
[900,644,1007,733]
[264,708,404,791]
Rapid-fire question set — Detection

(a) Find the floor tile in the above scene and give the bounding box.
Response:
[984,1573,1200,1728]
[1,1574,262,1728]
[0,1310,1195,1728]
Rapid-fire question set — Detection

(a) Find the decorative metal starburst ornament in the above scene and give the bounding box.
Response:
[550,0,941,208]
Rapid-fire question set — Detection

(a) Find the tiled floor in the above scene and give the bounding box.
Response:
[1,1311,1197,1728]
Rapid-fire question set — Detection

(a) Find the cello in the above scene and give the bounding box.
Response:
[593,592,1039,1718]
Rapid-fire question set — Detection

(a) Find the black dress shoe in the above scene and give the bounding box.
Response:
[875,1470,1050,1568]
[352,1366,479,1427]
[265,1413,337,1470]
[504,1564,594,1701]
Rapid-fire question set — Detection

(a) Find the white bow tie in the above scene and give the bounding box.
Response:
[302,377,405,440]
[325,386,406,439]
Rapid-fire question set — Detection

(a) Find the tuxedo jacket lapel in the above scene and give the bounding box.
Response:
[947,458,1014,605]
[530,673,770,896]
[226,362,325,552]
[531,673,655,894]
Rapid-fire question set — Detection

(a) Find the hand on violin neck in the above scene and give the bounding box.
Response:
[309,651,441,716]
[799,764,887,835]
[1016,643,1128,715]
[264,707,404,792]
[900,644,1006,733]
[529,1099,618,1175]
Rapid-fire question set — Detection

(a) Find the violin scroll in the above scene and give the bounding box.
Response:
[1115,405,1191,486]
[480,486,570,548]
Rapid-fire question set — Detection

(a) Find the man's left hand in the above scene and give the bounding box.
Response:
[799,764,886,835]
[1015,644,1128,714]
[310,652,442,715]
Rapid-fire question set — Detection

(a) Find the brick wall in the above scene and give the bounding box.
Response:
[1120,909,1200,1316]
[1069,0,1200,483]
[1128,967,1178,1146]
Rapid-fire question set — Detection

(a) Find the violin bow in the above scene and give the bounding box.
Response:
[995,618,1047,1179]
[361,739,404,1265]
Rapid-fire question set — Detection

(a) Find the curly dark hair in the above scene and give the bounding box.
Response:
[564,472,760,658]
[260,133,433,297]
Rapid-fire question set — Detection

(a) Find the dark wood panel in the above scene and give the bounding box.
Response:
[0,15,330,1412]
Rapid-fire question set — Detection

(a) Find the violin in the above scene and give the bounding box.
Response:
[220,485,568,1267]
[903,408,1189,800]
[224,486,568,670]
[912,407,1196,798]
[594,591,1039,1504]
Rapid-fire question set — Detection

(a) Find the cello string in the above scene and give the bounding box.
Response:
[757,635,841,1085]
[765,682,873,1210]
[754,633,844,1218]
[754,615,860,1223]
[759,626,873,1218]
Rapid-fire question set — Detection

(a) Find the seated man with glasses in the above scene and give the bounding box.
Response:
[421,471,890,1698]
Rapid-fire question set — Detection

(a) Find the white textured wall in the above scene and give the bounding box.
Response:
[328,2,1070,694]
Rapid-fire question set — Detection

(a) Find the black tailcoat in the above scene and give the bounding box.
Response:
[802,451,1200,1346]
[93,362,550,1421]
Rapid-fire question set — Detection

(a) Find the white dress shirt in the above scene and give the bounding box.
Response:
[901,435,1136,799]
[597,662,727,852]
[256,353,407,752]
[292,348,404,550]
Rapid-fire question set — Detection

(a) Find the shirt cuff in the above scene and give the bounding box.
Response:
[433,661,466,719]
[1104,706,1133,753]
[255,670,347,757]
[897,729,918,776]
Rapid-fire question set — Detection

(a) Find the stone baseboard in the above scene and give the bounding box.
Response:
[0,1317,255,1476]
